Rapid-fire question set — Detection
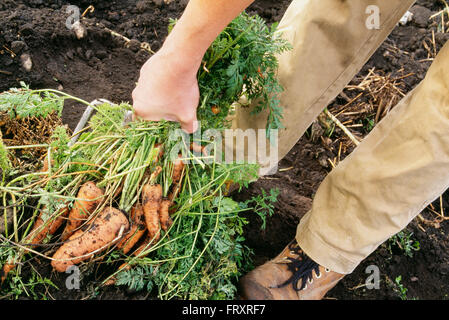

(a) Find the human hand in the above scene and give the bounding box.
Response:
[132,50,201,133]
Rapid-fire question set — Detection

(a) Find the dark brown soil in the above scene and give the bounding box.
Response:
[1,0,449,300]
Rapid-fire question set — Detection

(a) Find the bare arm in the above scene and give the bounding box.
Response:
[132,0,254,133]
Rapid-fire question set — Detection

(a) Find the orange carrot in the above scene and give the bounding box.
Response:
[26,205,69,246]
[1,202,69,284]
[103,262,132,286]
[142,184,162,243]
[1,263,15,284]
[51,207,129,272]
[159,199,173,232]
[60,181,104,241]
[154,144,164,163]
[116,204,146,254]
[132,236,151,257]
[172,154,185,184]
[211,106,220,115]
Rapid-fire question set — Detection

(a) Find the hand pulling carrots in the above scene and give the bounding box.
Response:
[60,181,104,241]
[51,206,129,272]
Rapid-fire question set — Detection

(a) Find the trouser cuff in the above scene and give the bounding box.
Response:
[295,212,361,275]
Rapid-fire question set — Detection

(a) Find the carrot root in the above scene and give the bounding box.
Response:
[51,206,129,272]
[61,181,104,241]
[116,204,146,255]
[159,199,173,232]
[142,184,162,244]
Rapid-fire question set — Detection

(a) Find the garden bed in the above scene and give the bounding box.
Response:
[1,0,448,300]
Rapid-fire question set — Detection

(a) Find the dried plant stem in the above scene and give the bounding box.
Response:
[324,109,360,146]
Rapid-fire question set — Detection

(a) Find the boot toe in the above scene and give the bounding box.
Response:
[239,272,275,300]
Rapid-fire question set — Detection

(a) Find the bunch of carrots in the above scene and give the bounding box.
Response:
[1,97,196,283]
[0,95,251,300]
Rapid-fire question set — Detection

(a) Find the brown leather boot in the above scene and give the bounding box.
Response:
[239,240,345,300]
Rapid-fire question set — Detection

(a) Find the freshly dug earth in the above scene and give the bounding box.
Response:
[1,0,449,300]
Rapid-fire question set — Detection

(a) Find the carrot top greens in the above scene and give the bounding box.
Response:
[195,13,291,141]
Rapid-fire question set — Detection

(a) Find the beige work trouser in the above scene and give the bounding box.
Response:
[233,0,449,274]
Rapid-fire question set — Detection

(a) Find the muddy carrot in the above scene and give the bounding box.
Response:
[51,207,129,272]
[1,203,68,283]
[60,181,104,241]
[27,205,69,246]
[142,184,162,243]
[172,155,185,184]
[116,204,146,254]
[159,199,173,232]
[0,263,15,284]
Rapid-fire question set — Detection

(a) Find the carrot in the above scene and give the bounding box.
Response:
[211,106,220,115]
[190,142,209,157]
[106,201,160,286]
[1,263,15,284]
[149,166,162,182]
[1,202,69,284]
[172,154,185,184]
[26,205,69,246]
[109,199,170,285]
[103,262,132,286]
[51,206,129,272]
[142,184,162,243]
[60,181,104,241]
[116,204,146,254]
[159,199,173,232]
[132,236,151,257]
[258,66,264,78]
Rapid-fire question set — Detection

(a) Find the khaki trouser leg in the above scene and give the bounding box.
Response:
[298,42,449,274]
[231,0,415,173]
[229,0,449,274]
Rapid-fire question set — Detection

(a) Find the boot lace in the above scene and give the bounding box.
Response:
[273,241,321,291]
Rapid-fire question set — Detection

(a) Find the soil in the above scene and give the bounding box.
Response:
[1,0,449,300]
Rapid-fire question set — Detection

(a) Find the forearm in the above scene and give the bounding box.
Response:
[161,0,255,69]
